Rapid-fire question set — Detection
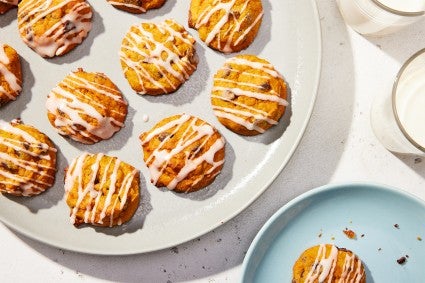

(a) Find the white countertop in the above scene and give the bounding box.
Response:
[1,0,425,282]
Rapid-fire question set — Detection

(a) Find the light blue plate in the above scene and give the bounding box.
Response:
[241,183,425,283]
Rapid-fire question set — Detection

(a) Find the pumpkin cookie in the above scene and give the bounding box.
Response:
[0,0,18,14]
[107,0,166,14]
[211,55,288,136]
[188,0,263,53]
[65,153,140,227]
[140,114,225,193]
[0,44,22,106]
[46,68,128,144]
[17,0,93,58]
[292,244,366,283]
[0,119,57,197]
[120,19,198,95]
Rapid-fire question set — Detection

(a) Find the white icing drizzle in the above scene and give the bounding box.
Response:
[17,0,92,57]
[226,57,284,79]
[108,0,146,13]
[0,120,57,196]
[304,244,365,283]
[193,0,263,53]
[64,153,139,227]
[120,19,197,95]
[46,70,127,144]
[213,86,287,105]
[141,114,225,191]
[0,44,22,100]
[212,56,288,133]
[305,244,339,283]
[339,252,365,283]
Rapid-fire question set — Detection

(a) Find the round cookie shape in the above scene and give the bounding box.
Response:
[292,244,366,283]
[107,0,166,14]
[0,0,18,14]
[0,44,22,106]
[46,68,128,144]
[17,0,92,58]
[211,54,288,136]
[0,119,57,197]
[65,153,140,227]
[120,19,198,95]
[139,114,225,193]
[188,0,263,53]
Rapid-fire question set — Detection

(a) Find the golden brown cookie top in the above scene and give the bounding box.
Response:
[0,44,23,106]
[65,152,140,227]
[140,114,225,193]
[292,244,366,283]
[0,119,57,196]
[188,0,263,53]
[211,54,288,135]
[120,19,198,95]
[107,0,166,14]
[17,0,92,58]
[46,68,128,144]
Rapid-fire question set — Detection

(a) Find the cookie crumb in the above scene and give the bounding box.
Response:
[394,224,399,229]
[378,248,382,251]
[397,256,406,264]
[417,236,422,241]
[361,234,365,238]
[331,236,335,240]
[343,229,356,239]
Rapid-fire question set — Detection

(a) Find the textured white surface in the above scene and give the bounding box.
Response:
[1,0,425,282]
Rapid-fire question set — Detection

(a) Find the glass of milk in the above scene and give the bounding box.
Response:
[370,48,425,155]
[337,0,425,36]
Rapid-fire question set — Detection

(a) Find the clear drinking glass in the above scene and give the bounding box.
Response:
[370,48,425,156]
[337,0,425,36]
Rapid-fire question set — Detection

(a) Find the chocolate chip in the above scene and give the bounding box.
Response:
[57,109,65,116]
[158,132,169,142]
[261,82,271,91]
[64,20,76,32]
[22,142,30,150]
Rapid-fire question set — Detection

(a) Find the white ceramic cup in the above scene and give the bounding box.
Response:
[337,0,425,36]
[370,48,425,156]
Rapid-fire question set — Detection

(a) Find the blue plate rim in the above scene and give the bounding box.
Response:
[240,182,425,282]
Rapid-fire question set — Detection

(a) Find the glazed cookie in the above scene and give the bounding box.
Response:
[211,55,288,136]
[0,119,57,197]
[65,153,140,227]
[292,244,366,283]
[107,0,166,14]
[0,44,22,106]
[188,0,263,53]
[140,114,225,193]
[0,0,18,14]
[46,68,128,144]
[120,19,198,95]
[17,0,92,58]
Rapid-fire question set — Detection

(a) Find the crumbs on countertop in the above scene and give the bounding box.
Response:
[394,224,399,229]
[417,236,422,241]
